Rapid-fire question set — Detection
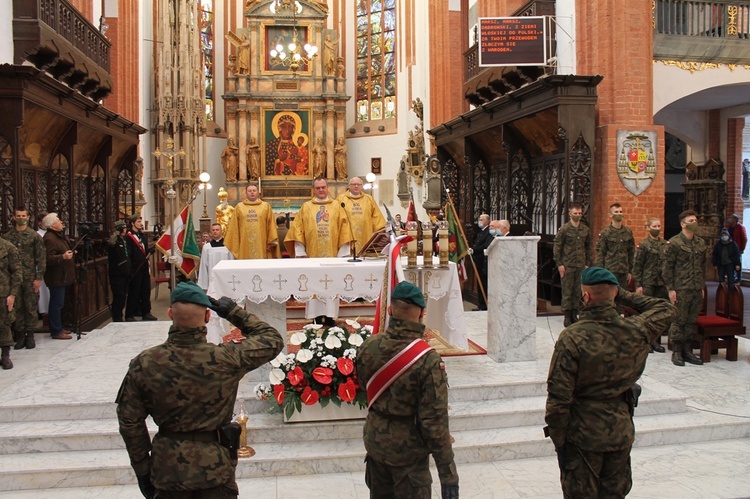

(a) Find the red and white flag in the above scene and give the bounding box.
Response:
[372,234,412,334]
[155,206,201,278]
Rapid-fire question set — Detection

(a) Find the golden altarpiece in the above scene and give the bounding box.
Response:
[222,0,350,208]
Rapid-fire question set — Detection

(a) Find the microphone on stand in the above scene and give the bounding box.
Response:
[341,201,362,262]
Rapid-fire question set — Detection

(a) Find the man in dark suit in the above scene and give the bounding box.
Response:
[468,214,493,311]
[125,214,157,322]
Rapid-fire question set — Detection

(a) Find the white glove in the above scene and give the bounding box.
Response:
[467,248,474,255]
[168,256,179,265]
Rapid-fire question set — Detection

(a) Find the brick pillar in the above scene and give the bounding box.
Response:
[708,110,721,160]
[726,118,744,219]
[429,1,468,127]
[101,0,140,123]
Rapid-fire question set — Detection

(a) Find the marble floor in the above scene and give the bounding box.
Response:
[1,288,750,498]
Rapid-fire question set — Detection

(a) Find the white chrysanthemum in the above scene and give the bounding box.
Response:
[347,334,364,346]
[324,334,342,349]
[269,368,286,385]
[289,332,308,345]
[345,318,361,329]
[295,349,313,363]
[343,348,357,359]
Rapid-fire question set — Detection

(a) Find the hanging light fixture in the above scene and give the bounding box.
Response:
[268,1,318,75]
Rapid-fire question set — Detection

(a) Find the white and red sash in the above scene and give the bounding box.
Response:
[366,339,433,408]
[128,232,146,254]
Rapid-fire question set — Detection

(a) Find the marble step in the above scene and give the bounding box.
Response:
[1,409,748,491]
[0,390,688,456]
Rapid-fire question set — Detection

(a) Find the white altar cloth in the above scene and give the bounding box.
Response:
[207,258,468,350]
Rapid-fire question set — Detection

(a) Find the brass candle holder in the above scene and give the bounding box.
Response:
[236,403,255,458]
[438,220,449,267]
[421,221,433,266]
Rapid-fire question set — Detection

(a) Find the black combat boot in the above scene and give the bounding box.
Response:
[671,341,685,366]
[13,330,25,350]
[563,311,573,327]
[650,339,665,353]
[682,343,703,365]
[1,346,13,370]
[25,331,36,350]
[571,310,579,324]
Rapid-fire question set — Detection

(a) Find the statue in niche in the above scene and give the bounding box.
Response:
[324,32,339,76]
[334,137,348,180]
[412,97,424,122]
[227,31,251,75]
[312,0,329,12]
[221,138,239,182]
[336,57,345,78]
[247,137,261,180]
[312,137,327,178]
[134,157,145,200]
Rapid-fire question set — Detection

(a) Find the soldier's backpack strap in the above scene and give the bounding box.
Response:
[366,339,433,408]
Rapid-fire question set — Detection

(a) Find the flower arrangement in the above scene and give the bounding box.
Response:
[254,319,373,418]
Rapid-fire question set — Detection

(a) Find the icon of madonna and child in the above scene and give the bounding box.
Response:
[264,111,311,177]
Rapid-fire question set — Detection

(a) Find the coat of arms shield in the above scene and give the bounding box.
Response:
[616,131,657,196]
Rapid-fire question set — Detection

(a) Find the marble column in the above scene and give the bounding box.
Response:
[486,235,540,362]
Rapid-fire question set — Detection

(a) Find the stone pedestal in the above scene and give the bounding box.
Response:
[486,235,540,362]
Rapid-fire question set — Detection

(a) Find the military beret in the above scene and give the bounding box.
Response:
[391,281,426,308]
[114,220,126,231]
[128,213,142,224]
[171,281,213,308]
[580,267,619,286]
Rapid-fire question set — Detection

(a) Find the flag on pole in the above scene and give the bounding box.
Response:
[155,206,201,278]
[445,201,469,279]
[406,191,423,240]
[372,234,412,335]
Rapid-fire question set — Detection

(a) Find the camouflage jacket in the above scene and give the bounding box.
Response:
[595,224,635,274]
[356,317,458,485]
[545,289,675,452]
[116,306,284,491]
[553,222,592,269]
[0,238,21,299]
[633,237,667,287]
[664,232,706,291]
[2,226,45,283]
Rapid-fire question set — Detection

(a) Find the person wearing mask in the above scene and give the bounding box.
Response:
[42,213,75,340]
[633,217,669,353]
[108,220,131,323]
[467,214,492,311]
[712,227,741,286]
[595,203,635,289]
[553,203,593,326]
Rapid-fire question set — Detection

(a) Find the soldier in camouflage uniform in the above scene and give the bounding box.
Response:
[633,217,669,353]
[116,282,284,498]
[595,203,635,288]
[545,267,674,498]
[357,281,459,499]
[663,210,706,367]
[0,237,21,369]
[553,203,592,326]
[3,206,46,350]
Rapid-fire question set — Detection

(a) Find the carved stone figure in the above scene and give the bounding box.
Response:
[334,137,348,180]
[221,138,239,182]
[247,137,261,180]
[412,97,424,122]
[324,32,339,76]
[215,187,235,236]
[227,31,251,75]
[312,137,327,178]
[336,57,345,78]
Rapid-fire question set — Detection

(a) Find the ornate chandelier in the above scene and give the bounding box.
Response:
[268,1,318,75]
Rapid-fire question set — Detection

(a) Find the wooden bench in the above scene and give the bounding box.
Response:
[694,283,746,362]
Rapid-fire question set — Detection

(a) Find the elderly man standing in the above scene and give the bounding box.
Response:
[337,176,385,256]
[467,214,493,311]
[357,281,459,499]
[545,267,674,498]
[42,213,75,340]
[285,177,353,325]
[3,205,45,350]
[224,183,279,260]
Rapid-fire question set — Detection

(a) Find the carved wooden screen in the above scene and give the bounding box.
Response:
[508,148,531,227]
[88,165,106,224]
[117,168,134,219]
[569,133,592,221]
[22,168,49,227]
[472,161,490,223]
[488,161,507,219]
[49,154,70,224]
[0,136,14,232]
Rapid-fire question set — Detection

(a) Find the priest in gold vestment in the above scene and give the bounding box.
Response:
[285,177,354,323]
[337,176,386,255]
[224,183,280,259]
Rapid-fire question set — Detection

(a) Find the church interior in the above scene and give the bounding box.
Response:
[0,0,749,496]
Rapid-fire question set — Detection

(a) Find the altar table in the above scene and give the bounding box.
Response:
[207,258,468,350]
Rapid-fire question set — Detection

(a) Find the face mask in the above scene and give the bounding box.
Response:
[649,229,660,237]
[612,214,623,222]
[478,221,485,229]
[685,222,699,232]
[571,215,581,223]
[489,229,498,236]
[14,219,28,226]
[721,235,729,242]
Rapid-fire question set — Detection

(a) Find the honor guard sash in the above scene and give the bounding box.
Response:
[366,339,433,407]
[128,232,146,254]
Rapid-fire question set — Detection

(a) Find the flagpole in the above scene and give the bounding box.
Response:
[444,188,487,305]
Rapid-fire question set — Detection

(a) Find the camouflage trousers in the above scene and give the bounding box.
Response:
[558,443,632,499]
[561,266,584,311]
[0,304,14,348]
[13,281,39,335]
[643,286,671,336]
[668,288,703,343]
[155,485,237,499]
[612,272,629,289]
[365,454,432,499]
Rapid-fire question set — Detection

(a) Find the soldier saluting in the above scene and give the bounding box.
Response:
[357,281,459,499]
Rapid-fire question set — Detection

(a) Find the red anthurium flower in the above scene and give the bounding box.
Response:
[337,357,354,376]
[301,386,320,405]
[312,367,334,384]
[338,379,358,402]
[273,384,285,405]
[287,366,304,386]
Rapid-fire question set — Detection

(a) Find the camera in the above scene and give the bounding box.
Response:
[77,221,102,237]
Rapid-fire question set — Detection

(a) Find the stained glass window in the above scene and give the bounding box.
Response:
[356,0,396,122]
[200,0,214,122]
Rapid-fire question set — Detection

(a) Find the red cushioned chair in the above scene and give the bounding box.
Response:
[694,283,746,362]
[154,261,170,300]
